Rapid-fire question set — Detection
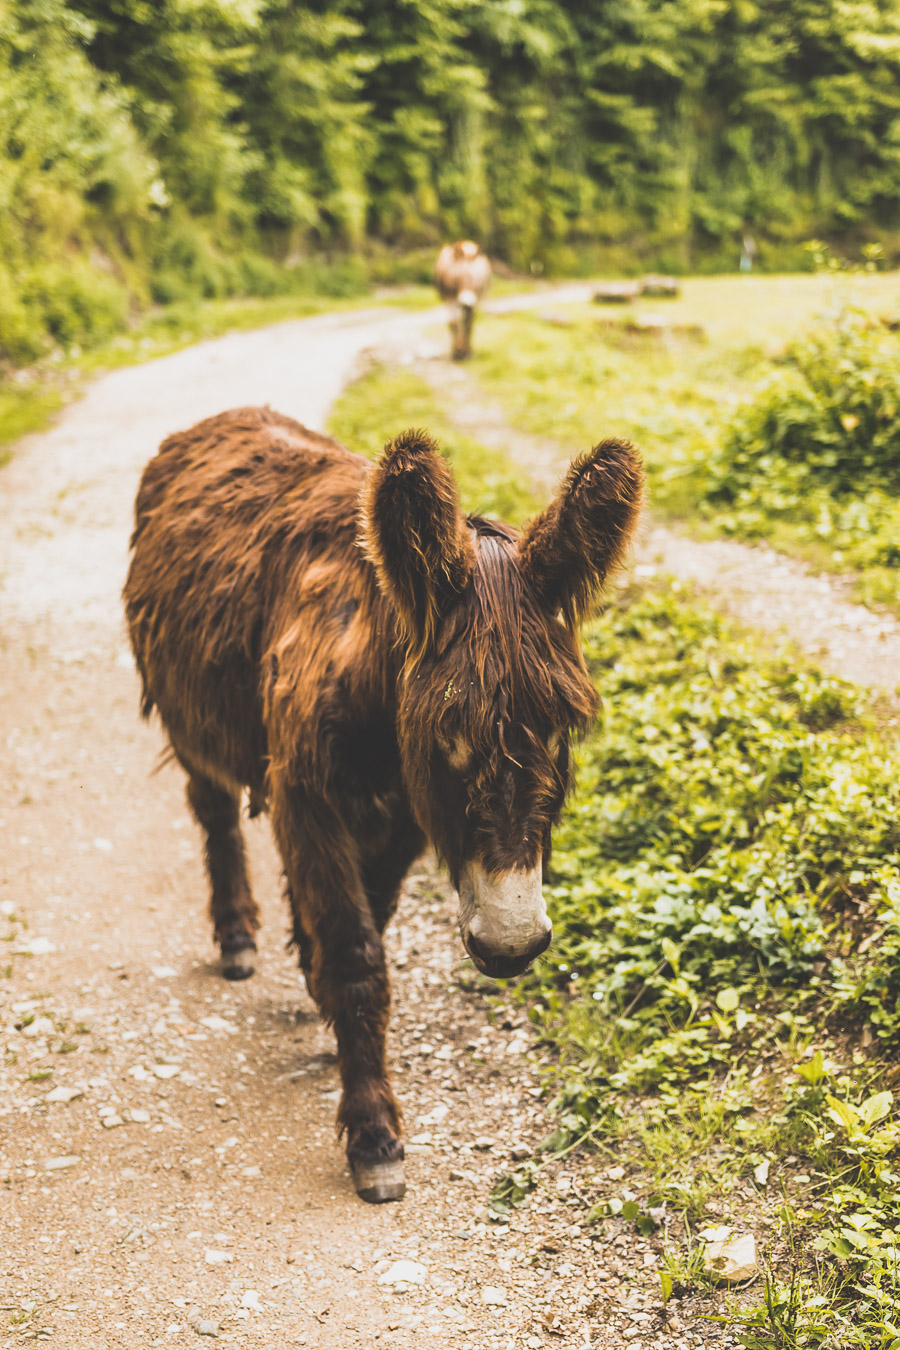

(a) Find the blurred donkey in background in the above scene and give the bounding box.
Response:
[435,240,491,360]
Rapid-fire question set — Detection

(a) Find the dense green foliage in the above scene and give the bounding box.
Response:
[5,0,900,364]
[699,313,900,608]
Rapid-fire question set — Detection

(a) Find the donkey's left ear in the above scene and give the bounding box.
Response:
[362,428,474,655]
[519,439,644,626]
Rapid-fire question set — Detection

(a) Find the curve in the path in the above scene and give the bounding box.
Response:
[422,361,900,699]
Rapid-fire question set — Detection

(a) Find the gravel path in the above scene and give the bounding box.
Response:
[0,297,687,1349]
[426,361,900,699]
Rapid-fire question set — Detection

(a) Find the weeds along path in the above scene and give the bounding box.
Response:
[422,360,900,699]
[0,294,673,1349]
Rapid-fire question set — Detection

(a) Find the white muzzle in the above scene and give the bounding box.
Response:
[458,862,551,974]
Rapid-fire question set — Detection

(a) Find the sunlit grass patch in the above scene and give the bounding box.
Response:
[328,360,540,525]
[0,378,66,462]
[474,273,900,612]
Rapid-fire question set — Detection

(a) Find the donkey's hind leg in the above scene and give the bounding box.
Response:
[288,886,315,998]
[185,770,260,980]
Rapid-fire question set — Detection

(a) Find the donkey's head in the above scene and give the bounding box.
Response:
[362,430,643,979]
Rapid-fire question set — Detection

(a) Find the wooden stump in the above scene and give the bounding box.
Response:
[640,274,680,298]
[592,280,642,305]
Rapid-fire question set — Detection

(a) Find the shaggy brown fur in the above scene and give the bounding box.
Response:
[124,406,643,1194]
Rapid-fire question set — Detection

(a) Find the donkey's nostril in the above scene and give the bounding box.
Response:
[464,931,492,965]
[530,925,552,960]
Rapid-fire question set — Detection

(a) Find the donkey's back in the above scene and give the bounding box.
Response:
[125,406,369,801]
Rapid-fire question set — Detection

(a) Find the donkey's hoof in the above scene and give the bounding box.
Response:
[221,947,255,981]
[351,1156,406,1204]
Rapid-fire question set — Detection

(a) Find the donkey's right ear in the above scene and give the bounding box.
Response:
[519,438,644,627]
[361,429,474,656]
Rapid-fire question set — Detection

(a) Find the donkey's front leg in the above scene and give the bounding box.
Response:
[317,924,404,1203]
[274,794,405,1203]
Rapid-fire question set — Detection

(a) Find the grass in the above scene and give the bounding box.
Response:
[328,360,540,524]
[329,357,900,1349]
[0,381,66,468]
[470,270,900,612]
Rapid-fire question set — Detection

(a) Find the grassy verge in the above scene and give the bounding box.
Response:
[329,361,540,524]
[331,359,900,1348]
[514,585,900,1347]
[471,272,900,613]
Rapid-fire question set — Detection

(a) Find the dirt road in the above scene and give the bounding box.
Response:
[0,298,669,1350]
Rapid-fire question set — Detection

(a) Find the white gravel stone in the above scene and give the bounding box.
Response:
[378,1260,427,1287]
[46,1085,83,1103]
[480,1286,507,1306]
[702,1227,758,1283]
[23,1016,55,1038]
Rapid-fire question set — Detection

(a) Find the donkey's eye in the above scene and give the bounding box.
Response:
[436,726,473,771]
[444,738,473,771]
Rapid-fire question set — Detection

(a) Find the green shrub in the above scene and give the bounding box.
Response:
[712,314,900,499]
[689,313,900,605]
[22,263,129,351]
[150,224,237,304]
[286,256,370,299]
[0,266,45,365]
[524,583,900,1098]
[236,254,289,298]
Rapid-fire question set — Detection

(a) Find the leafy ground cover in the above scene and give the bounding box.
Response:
[520,584,900,1347]
[472,272,900,612]
[330,359,900,1348]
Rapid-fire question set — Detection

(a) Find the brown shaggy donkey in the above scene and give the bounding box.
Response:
[124,407,643,1202]
[435,240,492,359]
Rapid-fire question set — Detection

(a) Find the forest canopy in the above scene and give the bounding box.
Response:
[3,0,900,360]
